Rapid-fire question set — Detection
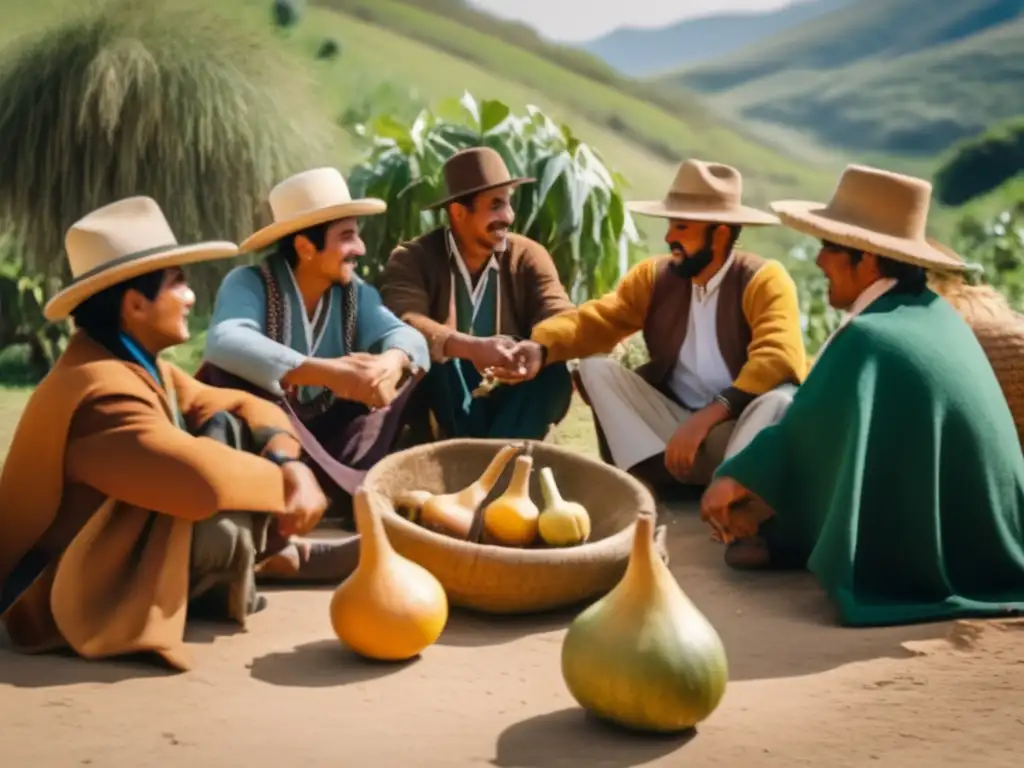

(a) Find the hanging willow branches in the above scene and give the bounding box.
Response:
[346,92,642,302]
[0,0,339,308]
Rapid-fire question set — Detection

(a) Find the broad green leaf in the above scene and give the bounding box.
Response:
[480,100,511,135]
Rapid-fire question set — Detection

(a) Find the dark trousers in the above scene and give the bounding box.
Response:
[421,359,574,441]
[194,363,419,520]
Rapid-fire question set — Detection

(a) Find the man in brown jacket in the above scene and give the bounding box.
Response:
[381,147,575,440]
[0,197,357,672]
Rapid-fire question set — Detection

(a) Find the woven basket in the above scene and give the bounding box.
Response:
[970,316,1024,448]
[361,438,662,615]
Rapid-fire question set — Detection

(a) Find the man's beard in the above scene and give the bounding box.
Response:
[669,243,715,279]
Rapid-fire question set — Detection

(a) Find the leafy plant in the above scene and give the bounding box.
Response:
[786,243,842,354]
[951,204,1024,309]
[346,92,642,301]
[0,235,71,379]
[0,0,338,311]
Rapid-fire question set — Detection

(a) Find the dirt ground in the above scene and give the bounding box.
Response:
[2,503,1022,767]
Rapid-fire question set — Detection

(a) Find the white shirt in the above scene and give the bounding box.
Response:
[668,253,737,410]
[446,229,501,335]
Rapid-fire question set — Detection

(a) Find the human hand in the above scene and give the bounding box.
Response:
[463,335,519,375]
[278,461,328,537]
[320,353,405,408]
[346,350,408,408]
[700,477,750,544]
[664,416,712,480]
[498,340,545,382]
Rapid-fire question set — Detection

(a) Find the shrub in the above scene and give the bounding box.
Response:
[317,37,342,60]
[345,92,643,301]
[0,0,338,312]
[933,119,1024,206]
[273,0,303,28]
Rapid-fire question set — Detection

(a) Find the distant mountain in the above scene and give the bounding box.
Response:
[578,0,851,77]
[658,0,1024,155]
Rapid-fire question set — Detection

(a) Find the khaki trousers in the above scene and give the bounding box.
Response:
[576,356,796,485]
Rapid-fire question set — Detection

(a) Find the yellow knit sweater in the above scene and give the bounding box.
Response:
[532,255,808,397]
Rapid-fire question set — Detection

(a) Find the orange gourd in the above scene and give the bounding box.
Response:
[482,454,539,546]
[329,489,449,661]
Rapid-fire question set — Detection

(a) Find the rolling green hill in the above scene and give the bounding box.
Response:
[580,0,850,78]
[661,0,1024,156]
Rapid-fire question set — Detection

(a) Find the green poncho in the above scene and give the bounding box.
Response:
[715,288,1024,626]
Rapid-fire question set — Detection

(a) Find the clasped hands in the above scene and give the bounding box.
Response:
[320,349,409,410]
[465,335,545,383]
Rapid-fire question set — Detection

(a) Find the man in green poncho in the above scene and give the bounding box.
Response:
[700,164,1024,627]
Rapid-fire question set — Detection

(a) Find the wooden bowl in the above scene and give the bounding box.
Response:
[361,438,663,614]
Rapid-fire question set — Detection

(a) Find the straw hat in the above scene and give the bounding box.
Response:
[626,159,779,226]
[426,147,534,211]
[240,167,386,253]
[770,164,966,272]
[44,196,239,322]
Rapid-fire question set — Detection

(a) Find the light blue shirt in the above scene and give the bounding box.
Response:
[203,256,430,398]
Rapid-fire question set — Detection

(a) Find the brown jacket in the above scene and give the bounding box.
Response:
[0,332,300,671]
[381,228,574,362]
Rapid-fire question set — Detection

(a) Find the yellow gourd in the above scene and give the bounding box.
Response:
[419,444,519,539]
[482,454,539,546]
[536,466,591,547]
[329,489,449,661]
[560,512,728,733]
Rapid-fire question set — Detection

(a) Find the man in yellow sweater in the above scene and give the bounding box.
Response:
[513,159,808,489]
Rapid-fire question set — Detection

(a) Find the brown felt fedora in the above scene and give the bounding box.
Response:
[771,164,966,272]
[426,147,534,211]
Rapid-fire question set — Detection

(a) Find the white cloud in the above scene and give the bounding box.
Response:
[468,0,796,42]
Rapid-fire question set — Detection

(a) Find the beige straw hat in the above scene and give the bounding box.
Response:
[770,164,966,272]
[240,167,387,253]
[626,159,780,226]
[44,196,239,322]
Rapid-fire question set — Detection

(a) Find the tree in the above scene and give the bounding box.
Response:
[0,0,339,311]
[345,93,642,301]
[933,119,1024,206]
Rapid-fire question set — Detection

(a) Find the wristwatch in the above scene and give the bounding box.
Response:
[263,449,305,468]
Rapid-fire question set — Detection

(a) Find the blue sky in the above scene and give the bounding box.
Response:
[468,0,796,42]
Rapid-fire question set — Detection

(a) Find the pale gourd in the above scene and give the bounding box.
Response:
[536,466,591,547]
[482,454,539,547]
[394,490,432,522]
[560,512,728,732]
[419,444,519,539]
[329,489,449,661]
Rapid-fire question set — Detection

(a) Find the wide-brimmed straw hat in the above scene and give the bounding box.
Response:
[44,196,238,322]
[240,167,387,253]
[426,147,534,211]
[627,159,779,226]
[770,164,966,272]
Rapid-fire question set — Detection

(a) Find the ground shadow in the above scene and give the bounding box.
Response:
[248,639,418,688]
[437,606,581,648]
[654,506,950,682]
[0,643,176,688]
[491,707,695,768]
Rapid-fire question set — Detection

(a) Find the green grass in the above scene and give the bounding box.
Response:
[663,0,1024,157]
